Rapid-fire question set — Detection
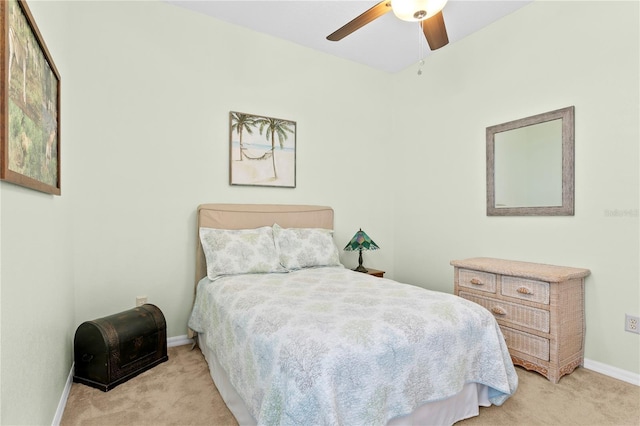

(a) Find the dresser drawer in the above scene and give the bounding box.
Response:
[459,292,550,333]
[502,276,550,304]
[452,258,590,383]
[501,326,550,361]
[458,269,496,294]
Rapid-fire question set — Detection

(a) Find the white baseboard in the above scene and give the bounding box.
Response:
[51,362,74,426]
[168,334,194,348]
[51,335,194,425]
[584,358,640,386]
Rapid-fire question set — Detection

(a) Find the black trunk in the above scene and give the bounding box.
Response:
[73,304,168,391]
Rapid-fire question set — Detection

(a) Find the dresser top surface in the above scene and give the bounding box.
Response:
[450,257,590,282]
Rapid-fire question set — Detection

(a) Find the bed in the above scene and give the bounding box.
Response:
[188,204,517,425]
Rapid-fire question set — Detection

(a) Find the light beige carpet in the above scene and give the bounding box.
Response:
[61,344,640,426]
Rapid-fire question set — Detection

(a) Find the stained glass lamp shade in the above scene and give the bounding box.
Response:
[344,228,379,273]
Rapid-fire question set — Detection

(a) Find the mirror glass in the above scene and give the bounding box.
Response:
[494,119,563,208]
[487,107,574,216]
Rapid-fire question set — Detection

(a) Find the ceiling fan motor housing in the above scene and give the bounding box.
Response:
[391,0,448,22]
[326,0,450,51]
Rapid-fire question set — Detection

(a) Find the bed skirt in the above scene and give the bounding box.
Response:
[198,332,491,426]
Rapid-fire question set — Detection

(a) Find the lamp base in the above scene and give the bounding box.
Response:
[353,265,369,273]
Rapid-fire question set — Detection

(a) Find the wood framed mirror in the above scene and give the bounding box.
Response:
[486,106,575,216]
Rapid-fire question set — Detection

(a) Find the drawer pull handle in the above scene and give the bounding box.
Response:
[470,278,483,285]
[517,286,533,295]
[491,306,507,316]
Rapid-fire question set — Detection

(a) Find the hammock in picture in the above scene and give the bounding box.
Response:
[241,147,273,161]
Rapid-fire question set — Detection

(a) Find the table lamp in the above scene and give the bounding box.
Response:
[344,228,379,273]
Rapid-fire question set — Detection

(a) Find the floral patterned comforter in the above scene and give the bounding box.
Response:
[188,267,518,426]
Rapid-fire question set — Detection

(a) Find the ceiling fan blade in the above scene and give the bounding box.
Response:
[422,11,449,50]
[327,1,392,41]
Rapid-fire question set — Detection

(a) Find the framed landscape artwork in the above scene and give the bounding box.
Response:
[229,111,296,188]
[1,0,61,195]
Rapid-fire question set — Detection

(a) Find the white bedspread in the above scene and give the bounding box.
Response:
[188,267,518,426]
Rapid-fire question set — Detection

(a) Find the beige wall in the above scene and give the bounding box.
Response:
[391,0,639,373]
[0,1,75,424]
[63,0,395,337]
[0,1,637,424]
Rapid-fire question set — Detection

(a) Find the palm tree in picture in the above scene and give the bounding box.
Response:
[230,112,257,161]
[257,117,295,179]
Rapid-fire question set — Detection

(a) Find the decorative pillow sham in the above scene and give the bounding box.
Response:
[200,226,286,280]
[272,223,342,270]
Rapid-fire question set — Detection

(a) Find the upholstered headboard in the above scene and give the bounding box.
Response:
[195,204,334,284]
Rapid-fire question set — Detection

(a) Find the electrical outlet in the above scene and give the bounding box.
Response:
[136,296,148,307]
[625,314,639,334]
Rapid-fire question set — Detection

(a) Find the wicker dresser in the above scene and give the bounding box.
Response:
[451,257,590,383]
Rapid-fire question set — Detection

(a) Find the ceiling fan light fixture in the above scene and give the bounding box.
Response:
[391,0,448,22]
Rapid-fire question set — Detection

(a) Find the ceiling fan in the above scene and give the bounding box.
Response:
[327,0,450,51]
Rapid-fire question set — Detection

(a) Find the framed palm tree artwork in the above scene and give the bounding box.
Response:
[229,111,296,188]
[1,0,61,195]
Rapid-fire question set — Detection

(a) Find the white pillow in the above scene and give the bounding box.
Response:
[199,226,286,280]
[272,223,342,270]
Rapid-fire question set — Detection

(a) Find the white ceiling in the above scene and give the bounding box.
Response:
[166,0,533,73]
